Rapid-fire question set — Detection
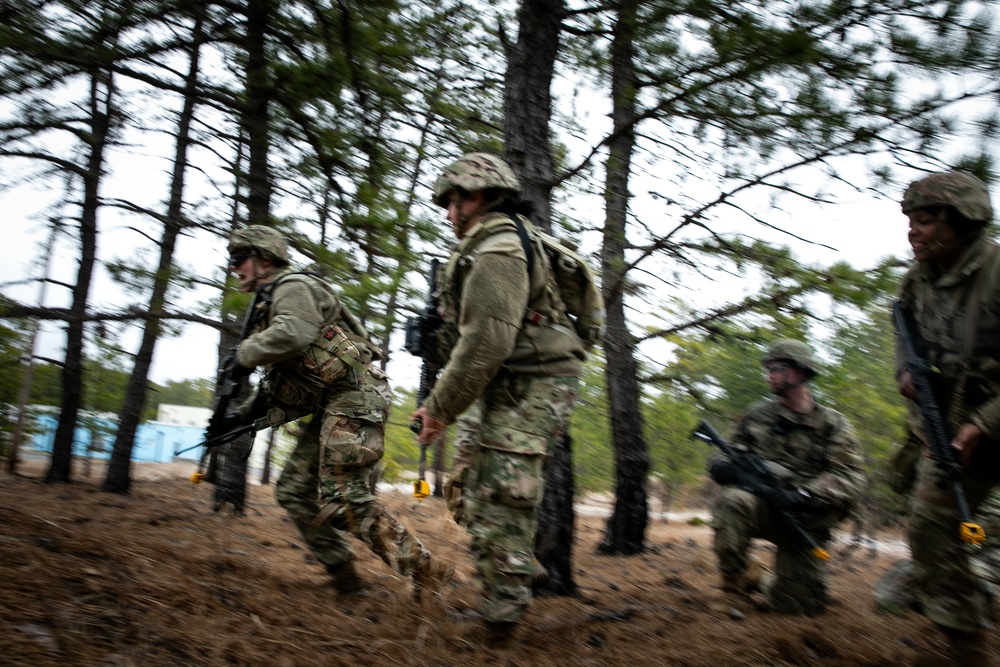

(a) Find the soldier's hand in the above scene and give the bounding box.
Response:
[709,460,739,486]
[410,407,446,445]
[227,360,253,380]
[953,422,985,467]
[207,412,245,439]
[897,370,918,402]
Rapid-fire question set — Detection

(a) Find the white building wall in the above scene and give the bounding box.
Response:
[157,404,213,427]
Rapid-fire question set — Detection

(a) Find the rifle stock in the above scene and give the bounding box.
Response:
[892,300,986,546]
[693,419,830,561]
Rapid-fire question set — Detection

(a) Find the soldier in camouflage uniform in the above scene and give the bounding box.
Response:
[222,226,453,598]
[410,153,584,647]
[708,339,864,616]
[895,171,1000,666]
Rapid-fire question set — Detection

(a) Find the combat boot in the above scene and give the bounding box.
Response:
[531,556,549,593]
[412,556,455,603]
[326,561,366,595]
[942,627,993,667]
[713,575,752,618]
[484,620,518,649]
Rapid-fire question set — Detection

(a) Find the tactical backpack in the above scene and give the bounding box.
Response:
[511,216,605,351]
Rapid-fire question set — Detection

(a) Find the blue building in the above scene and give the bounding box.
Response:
[29,408,209,463]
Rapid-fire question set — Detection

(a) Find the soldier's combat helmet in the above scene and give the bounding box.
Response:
[763,339,819,378]
[228,225,290,265]
[432,152,521,207]
[901,171,993,223]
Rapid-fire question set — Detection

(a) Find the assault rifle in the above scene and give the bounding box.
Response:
[181,284,271,484]
[892,300,986,546]
[404,258,443,500]
[693,420,830,561]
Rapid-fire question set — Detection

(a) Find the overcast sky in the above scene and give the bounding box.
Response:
[1,158,913,395]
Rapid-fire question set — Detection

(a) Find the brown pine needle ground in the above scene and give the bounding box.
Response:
[0,460,988,666]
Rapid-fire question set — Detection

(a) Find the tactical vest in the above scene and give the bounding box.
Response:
[898,237,1000,426]
[437,213,587,369]
[256,272,389,418]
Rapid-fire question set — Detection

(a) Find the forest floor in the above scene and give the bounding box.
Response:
[1,458,996,667]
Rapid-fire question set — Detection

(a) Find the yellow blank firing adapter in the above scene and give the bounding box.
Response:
[812,546,830,561]
[190,471,205,484]
[413,479,430,500]
[961,521,986,547]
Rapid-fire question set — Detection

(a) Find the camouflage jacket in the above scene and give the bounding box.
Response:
[235,268,390,422]
[423,212,585,425]
[896,233,1000,442]
[721,398,865,513]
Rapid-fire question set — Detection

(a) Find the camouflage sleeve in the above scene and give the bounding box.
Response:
[423,252,529,425]
[236,278,330,368]
[971,392,1000,440]
[801,412,865,511]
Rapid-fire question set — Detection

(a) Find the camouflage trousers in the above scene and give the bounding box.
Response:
[908,454,1000,632]
[450,374,578,624]
[712,487,839,615]
[274,404,432,578]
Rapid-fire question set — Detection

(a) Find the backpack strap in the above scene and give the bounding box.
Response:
[510,215,535,276]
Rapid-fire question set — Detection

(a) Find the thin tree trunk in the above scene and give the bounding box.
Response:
[243,0,272,226]
[47,70,114,484]
[209,0,273,511]
[432,430,446,498]
[536,431,576,594]
[260,427,275,485]
[8,223,57,475]
[598,0,649,555]
[104,8,206,493]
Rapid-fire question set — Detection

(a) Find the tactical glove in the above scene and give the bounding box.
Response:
[709,459,740,486]
[228,361,253,381]
[206,412,245,440]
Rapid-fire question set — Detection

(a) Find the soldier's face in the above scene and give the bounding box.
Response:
[765,361,805,396]
[907,209,956,263]
[446,191,485,238]
[230,253,260,292]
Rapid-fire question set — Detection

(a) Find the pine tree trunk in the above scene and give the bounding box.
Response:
[260,428,275,486]
[597,0,649,555]
[47,70,114,484]
[104,8,206,494]
[214,428,251,515]
[243,0,272,226]
[535,431,577,595]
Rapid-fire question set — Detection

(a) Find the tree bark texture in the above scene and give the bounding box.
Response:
[503,0,564,233]
[214,428,251,515]
[535,430,577,595]
[243,0,272,226]
[598,0,649,555]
